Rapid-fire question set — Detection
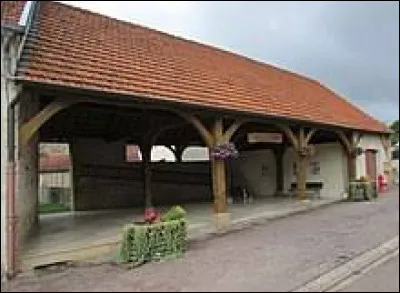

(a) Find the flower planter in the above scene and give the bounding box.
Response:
[119,218,187,265]
[349,181,374,201]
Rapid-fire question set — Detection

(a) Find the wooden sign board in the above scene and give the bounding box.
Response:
[248,132,283,144]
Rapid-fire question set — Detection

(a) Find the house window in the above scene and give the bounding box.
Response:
[126,144,141,162]
[310,161,320,175]
[392,149,399,160]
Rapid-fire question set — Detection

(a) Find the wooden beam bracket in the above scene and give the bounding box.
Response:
[19,98,76,146]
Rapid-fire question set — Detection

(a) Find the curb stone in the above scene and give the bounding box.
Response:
[292,235,399,292]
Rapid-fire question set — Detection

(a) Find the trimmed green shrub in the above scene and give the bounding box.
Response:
[119,218,187,265]
[161,205,186,222]
[349,181,373,201]
[370,181,378,199]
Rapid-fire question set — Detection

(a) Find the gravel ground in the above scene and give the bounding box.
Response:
[4,189,399,292]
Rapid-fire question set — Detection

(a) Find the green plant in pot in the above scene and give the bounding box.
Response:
[161,205,186,222]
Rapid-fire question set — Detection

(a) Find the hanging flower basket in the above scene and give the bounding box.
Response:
[210,142,239,160]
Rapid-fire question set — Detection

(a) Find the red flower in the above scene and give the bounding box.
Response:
[144,208,159,223]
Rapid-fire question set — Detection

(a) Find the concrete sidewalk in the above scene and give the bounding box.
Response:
[22,196,343,270]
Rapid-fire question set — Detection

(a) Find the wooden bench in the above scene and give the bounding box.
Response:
[290,182,323,199]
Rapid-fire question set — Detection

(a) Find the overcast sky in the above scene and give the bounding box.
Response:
[61,1,399,123]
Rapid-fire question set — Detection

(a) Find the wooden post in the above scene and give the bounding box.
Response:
[175,145,184,163]
[346,147,358,182]
[211,119,227,214]
[177,112,243,228]
[296,128,307,200]
[277,125,316,200]
[273,147,285,195]
[167,144,186,163]
[141,143,152,208]
[139,122,186,209]
[335,130,362,182]
[296,155,308,200]
[211,159,227,213]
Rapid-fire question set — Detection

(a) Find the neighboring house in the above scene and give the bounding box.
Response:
[39,151,72,207]
[392,143,399,185]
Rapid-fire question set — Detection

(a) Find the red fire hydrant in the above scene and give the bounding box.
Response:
[378,174,388,193]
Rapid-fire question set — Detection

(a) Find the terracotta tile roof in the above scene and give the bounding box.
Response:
[1,1,27,26]
[40,153,71,172]
[16,1,387,133]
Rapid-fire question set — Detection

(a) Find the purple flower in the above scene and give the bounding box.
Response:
[210,143,239,160]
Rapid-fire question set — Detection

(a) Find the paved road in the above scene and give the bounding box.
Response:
[5,189,399,292]
[339,255,399,292]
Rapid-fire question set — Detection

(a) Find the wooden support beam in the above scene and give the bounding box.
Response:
[347,153,357,182]
[173,113,243,218]
[274,124,309,199]
[140,141,153,209]
[305,128,317,145]
[222,120,245,143]
[334,130,363,182]
[175,145,186,163]
[211,118,227,213]
[211,159,227,214]
[334,130,352,154]
[166,145,186,162]
[296,127,307,200]
[19,98,76,146]
[276,124,299,150]
[176,112,214,147]
[354,132,363,147]
[296,155,308,200]
[139,122,185,209]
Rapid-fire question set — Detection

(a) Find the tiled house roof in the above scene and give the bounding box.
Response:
[40,153,71,172]
[1,1,27,26]
[3,1,388,133]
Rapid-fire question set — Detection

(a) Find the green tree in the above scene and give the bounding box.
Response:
[390,120,399,146]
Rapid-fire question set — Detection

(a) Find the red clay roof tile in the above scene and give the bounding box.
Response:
[40,153,71,172]
[14,1,388,133]
[1,1,27,26]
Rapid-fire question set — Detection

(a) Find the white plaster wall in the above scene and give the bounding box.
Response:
[233,149,276,197]
[356,133,385,181]
[182,146,209,161]
[282,142,347,199]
